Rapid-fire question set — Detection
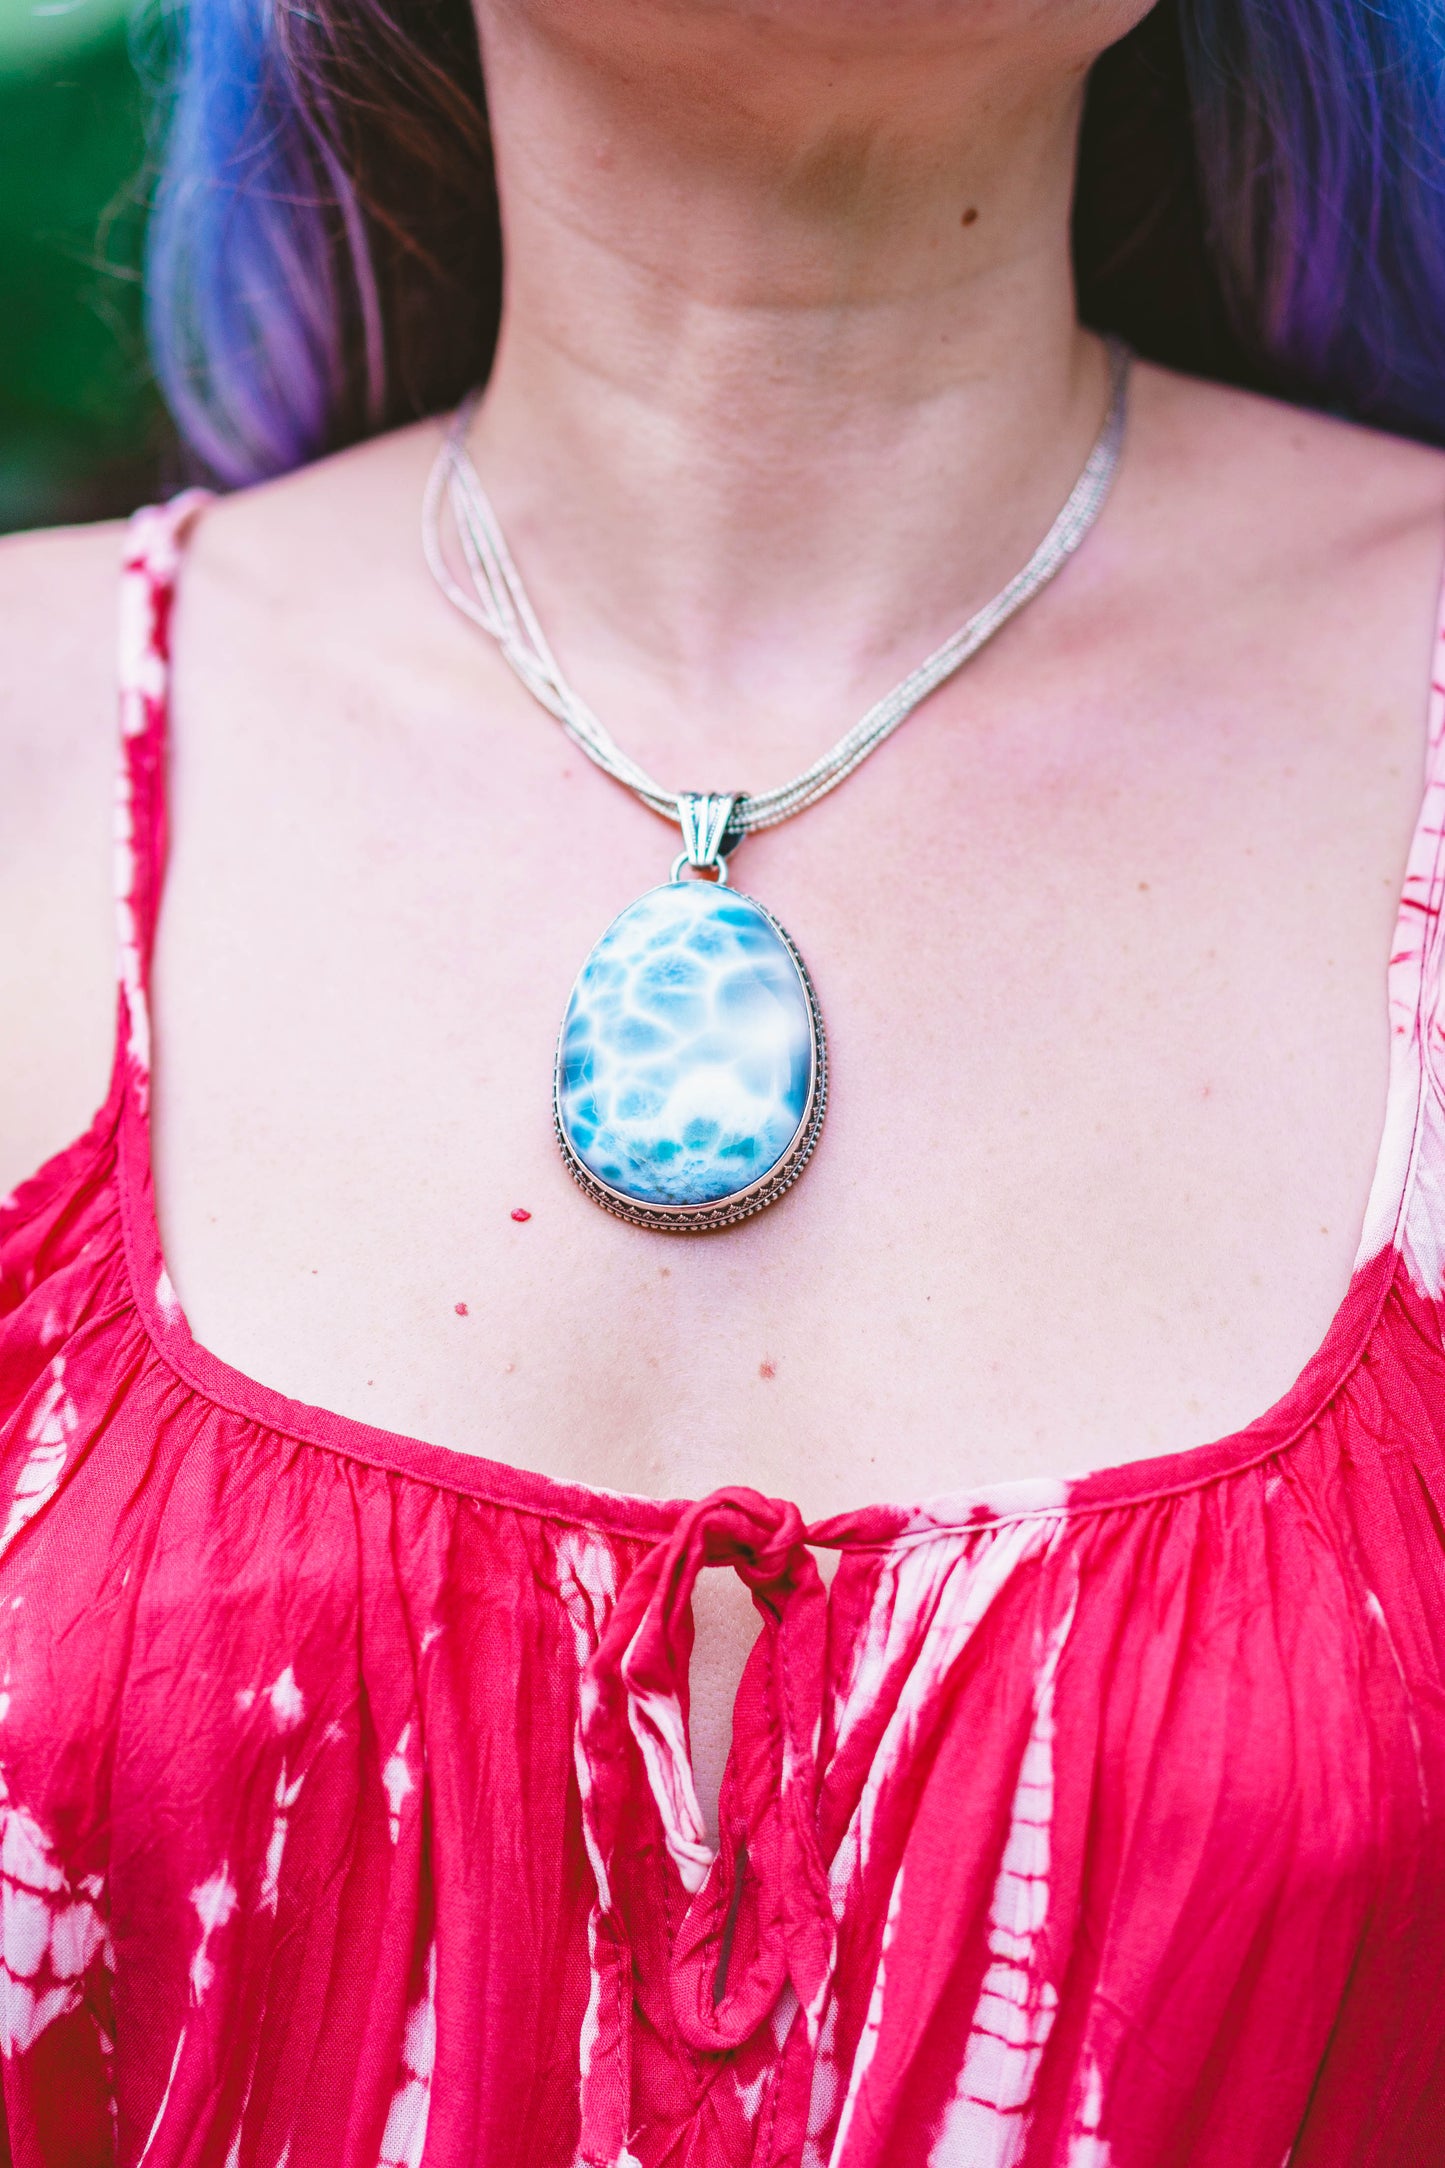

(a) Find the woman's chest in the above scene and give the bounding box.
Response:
[147,627,1417,1518]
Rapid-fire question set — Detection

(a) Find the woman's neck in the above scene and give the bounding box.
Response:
[467,1,1127,764]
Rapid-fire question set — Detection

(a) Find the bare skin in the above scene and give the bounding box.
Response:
[4,0,1445,1828]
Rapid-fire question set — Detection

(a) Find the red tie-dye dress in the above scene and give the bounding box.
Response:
[3,497,1445,2168]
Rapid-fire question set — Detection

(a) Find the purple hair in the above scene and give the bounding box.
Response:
[145,0,495,483]
[1185,0,1445,433]
[145,0,1445,484]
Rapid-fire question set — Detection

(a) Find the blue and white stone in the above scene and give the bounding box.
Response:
[556,881,816,1209]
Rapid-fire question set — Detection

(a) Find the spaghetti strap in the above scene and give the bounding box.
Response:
[1353,540,1445,1279]
[1391,543,1445,1041]
[113,493,209,1111]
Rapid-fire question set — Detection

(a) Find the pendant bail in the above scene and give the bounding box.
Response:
[675,793,739,880]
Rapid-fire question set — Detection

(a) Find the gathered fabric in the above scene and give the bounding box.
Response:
[4,500,1445,2167]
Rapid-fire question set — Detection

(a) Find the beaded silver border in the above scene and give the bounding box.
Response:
[553,889,828,1233]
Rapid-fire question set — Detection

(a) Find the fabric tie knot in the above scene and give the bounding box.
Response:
[574,1487,837,2165]
[694,1489,811,1589]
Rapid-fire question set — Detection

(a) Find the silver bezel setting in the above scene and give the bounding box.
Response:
[553,886,828,1234]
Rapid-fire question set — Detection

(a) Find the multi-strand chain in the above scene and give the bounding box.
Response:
[422,341,1130,847]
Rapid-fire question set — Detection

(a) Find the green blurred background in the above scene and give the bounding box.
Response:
[1,0,170,533]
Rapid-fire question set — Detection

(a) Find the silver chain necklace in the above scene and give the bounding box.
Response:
[423,344,1130,1232]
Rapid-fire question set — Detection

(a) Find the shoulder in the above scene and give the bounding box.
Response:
[156,422,450,742]
[1127,362,1445,577]
[0,516,129,744]
[179,420,441,622]
[0,426,444,1203]
[1110,366,1445,764]
[0,519,132,1201]
[0,518,131,857]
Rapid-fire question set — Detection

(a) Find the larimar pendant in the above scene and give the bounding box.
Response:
[554,795,827,1231]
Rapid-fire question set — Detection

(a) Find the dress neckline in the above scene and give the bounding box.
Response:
[102,491,1445,1549]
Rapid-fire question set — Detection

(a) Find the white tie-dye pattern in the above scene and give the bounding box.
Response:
[803,1520,1061,2162]
[575,1908,609,2112]
[0,1359,79,1558]
[555,1530,621,2104]
[1362,1591,1430,1812]
[136,1867,241,2162]
[0,1769,109,2056]
[827,1865,906,2166]
[113,770,151,1088]
[222,2065,260,2168]
[1360,605,1445,1282]
[557,1530,620,1905]
[735,2063,770,2125]
[113,498,207,1101]
[378,1941,437,2168]
[1398,1083,1445,1300]
[116,533,163,1093]
[559,1536,666,2168]
[155,1269,182,1324]
[384,1724,416,1846]
[267,1667,305,1732]
[189,1866,239,2002]
[620,1645,714,1896]
[828,1552,910,1768]
[800,1994,842,2167]
[259,1766,305,1915]
[138,2032,187,2167]
[928,1597,1076,2166]
[829,1520,1061,1927]
[897,1477,1071,1542]
[118,550,168,731]
[1064,2058,1112,2167]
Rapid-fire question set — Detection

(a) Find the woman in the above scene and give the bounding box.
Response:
[4,0,1445,2159]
